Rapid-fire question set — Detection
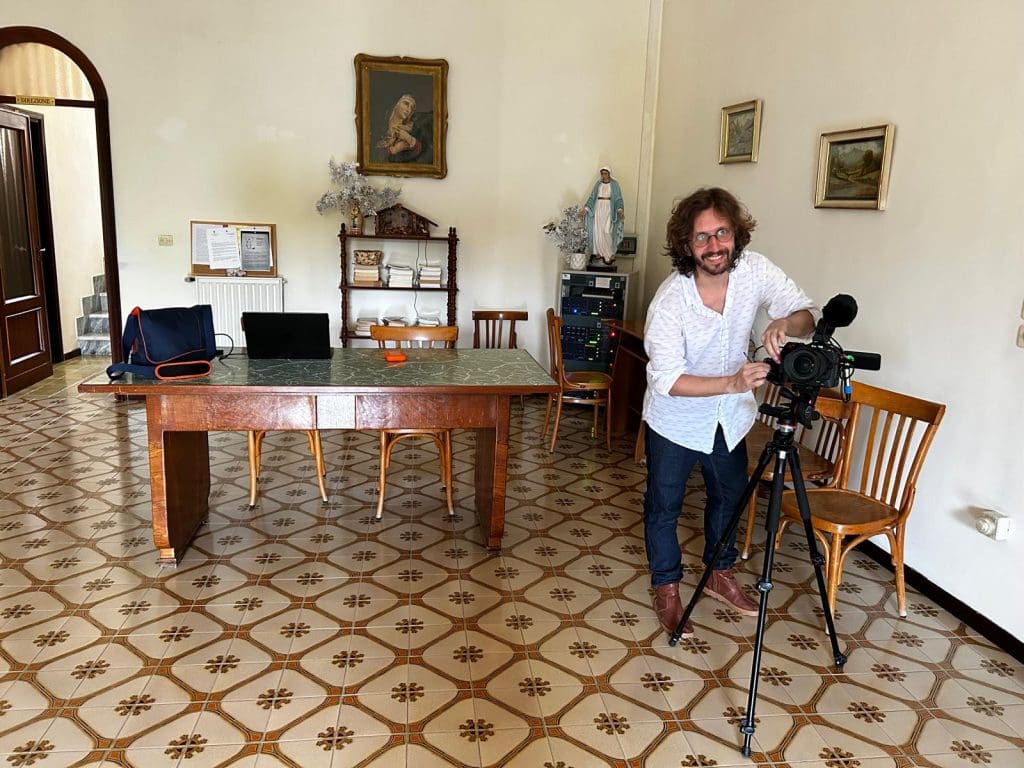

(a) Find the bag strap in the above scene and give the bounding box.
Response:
[106,362,157,379]
[107,307,145,379]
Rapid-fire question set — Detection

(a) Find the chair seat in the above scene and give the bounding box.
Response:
[565,371,612,389]
[781,488,898,533]
[747,422,833,482]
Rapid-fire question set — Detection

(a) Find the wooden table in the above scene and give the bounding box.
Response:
[607,320,647,435]
[79,349,557,564]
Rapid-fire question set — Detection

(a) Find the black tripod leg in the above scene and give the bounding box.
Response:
[669,442,775,646]
[785,450,847,668]
[739,449,788,757]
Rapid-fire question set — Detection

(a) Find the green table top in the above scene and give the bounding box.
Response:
[79,348,558,395]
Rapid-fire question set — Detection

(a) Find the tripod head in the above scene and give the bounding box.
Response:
[758,384,820,430]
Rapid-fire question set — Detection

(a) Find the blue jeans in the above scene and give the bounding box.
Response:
[643,424,748,587]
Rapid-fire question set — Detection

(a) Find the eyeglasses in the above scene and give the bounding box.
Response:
[692,227,734,245]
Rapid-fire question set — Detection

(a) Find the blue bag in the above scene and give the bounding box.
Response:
[106,305,217,380]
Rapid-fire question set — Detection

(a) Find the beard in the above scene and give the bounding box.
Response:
[695,247,736,277]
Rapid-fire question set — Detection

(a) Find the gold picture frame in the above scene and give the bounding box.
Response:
[719,99,762,164]
[355,53,448,179]
[815,124,895,210]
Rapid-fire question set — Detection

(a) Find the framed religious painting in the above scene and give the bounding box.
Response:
[355,54,448,179]
[815,123,895,210]
[719,99,763,164]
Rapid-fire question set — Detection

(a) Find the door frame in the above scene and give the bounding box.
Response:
[0,26,122,363]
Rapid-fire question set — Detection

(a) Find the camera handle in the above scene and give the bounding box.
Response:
[668,410,847,757]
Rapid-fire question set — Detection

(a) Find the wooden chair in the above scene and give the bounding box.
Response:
[247,429,327,508]
[779,381,945,617]
[369,324,459,519]
[540,308,613,452]
[242,312,326,509]
[473,309,528,407]
[741,386,853,559]
[472,309,527,350]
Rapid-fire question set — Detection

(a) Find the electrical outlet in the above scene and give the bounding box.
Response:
[976,509,1013,540]
[158,234,174,247]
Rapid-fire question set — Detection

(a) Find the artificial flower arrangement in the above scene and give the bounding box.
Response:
[315,159,401,230]
[542,204,588,255]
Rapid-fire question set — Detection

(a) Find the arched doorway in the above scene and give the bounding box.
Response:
[0,26,122,367]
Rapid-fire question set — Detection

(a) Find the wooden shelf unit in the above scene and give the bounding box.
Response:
[338,225,458,347]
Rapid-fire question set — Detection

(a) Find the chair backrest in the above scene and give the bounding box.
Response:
[545,308,567,386]
[801,393,857,485]
[472,310,527,349]
[369,324,458,349]
[839,381,945,520]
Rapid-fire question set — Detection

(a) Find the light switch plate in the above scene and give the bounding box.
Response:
[158,235,173,247]
[1017,324,1024,348]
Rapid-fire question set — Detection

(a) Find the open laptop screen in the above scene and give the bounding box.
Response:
[242,312,333,359]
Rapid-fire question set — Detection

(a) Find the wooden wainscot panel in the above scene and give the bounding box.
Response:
[153,394,316,431]
[355,394,498,429]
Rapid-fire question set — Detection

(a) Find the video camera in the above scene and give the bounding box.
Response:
[766,294,881,396]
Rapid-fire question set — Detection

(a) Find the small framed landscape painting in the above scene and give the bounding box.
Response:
[815,123,895,210]
[719,99,762,164]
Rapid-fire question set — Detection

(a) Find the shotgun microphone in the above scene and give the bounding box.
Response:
[818,294,858,336]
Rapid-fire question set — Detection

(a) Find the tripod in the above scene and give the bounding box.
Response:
[668,389,848,757]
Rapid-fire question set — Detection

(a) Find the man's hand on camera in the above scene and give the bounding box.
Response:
[762,319,790,362]
[730,362,770,393]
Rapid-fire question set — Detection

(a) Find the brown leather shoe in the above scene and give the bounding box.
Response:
[653,583,693,638]
[705,569,759,616]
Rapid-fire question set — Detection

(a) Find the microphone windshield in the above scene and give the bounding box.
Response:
[821,294,858,329]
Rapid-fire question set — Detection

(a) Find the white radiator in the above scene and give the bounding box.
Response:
[194,276,284,349]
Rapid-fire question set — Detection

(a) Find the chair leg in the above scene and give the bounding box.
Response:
[549,396,565,452]
[890,526,907,617]
[441,431,455,516]
[826,532,844,619]
[741,492,759,560]
[604,391,612,452]
[375,431,389,520]
[540,394,554,439]
[247,430,265,508]
[308,430,328,503]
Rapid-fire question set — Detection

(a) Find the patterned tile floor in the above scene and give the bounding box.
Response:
[0,358,1021,767]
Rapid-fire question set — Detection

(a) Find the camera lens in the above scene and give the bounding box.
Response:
[783,348,825,384]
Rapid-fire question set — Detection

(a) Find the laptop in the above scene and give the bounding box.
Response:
[242,312,333,359]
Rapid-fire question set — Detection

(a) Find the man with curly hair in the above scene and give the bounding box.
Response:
[642,187,818,638]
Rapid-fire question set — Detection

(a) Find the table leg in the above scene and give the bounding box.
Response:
[147,401,210,564]
[474,396,510,550]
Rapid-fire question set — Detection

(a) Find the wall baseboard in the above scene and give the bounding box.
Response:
[857,541,1022,663]
[63,348,82,361]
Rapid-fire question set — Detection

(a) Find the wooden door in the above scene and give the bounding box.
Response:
[0,108,52,397]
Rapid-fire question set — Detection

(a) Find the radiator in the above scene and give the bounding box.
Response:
[194,276,284,349]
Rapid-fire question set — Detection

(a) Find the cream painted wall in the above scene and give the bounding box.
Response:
[30,105,104,355]
[4,0,652,362]
[647,1,1024,638]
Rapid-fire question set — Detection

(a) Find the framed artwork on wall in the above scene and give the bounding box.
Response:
[355,54,448,179]
[719,99,763,163]
[815,124,895,210]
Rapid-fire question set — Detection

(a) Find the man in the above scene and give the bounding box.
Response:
[642,187,817,638]
[582,166,625,264]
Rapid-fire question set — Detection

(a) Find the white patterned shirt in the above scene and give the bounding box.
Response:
[642,250,818,452]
